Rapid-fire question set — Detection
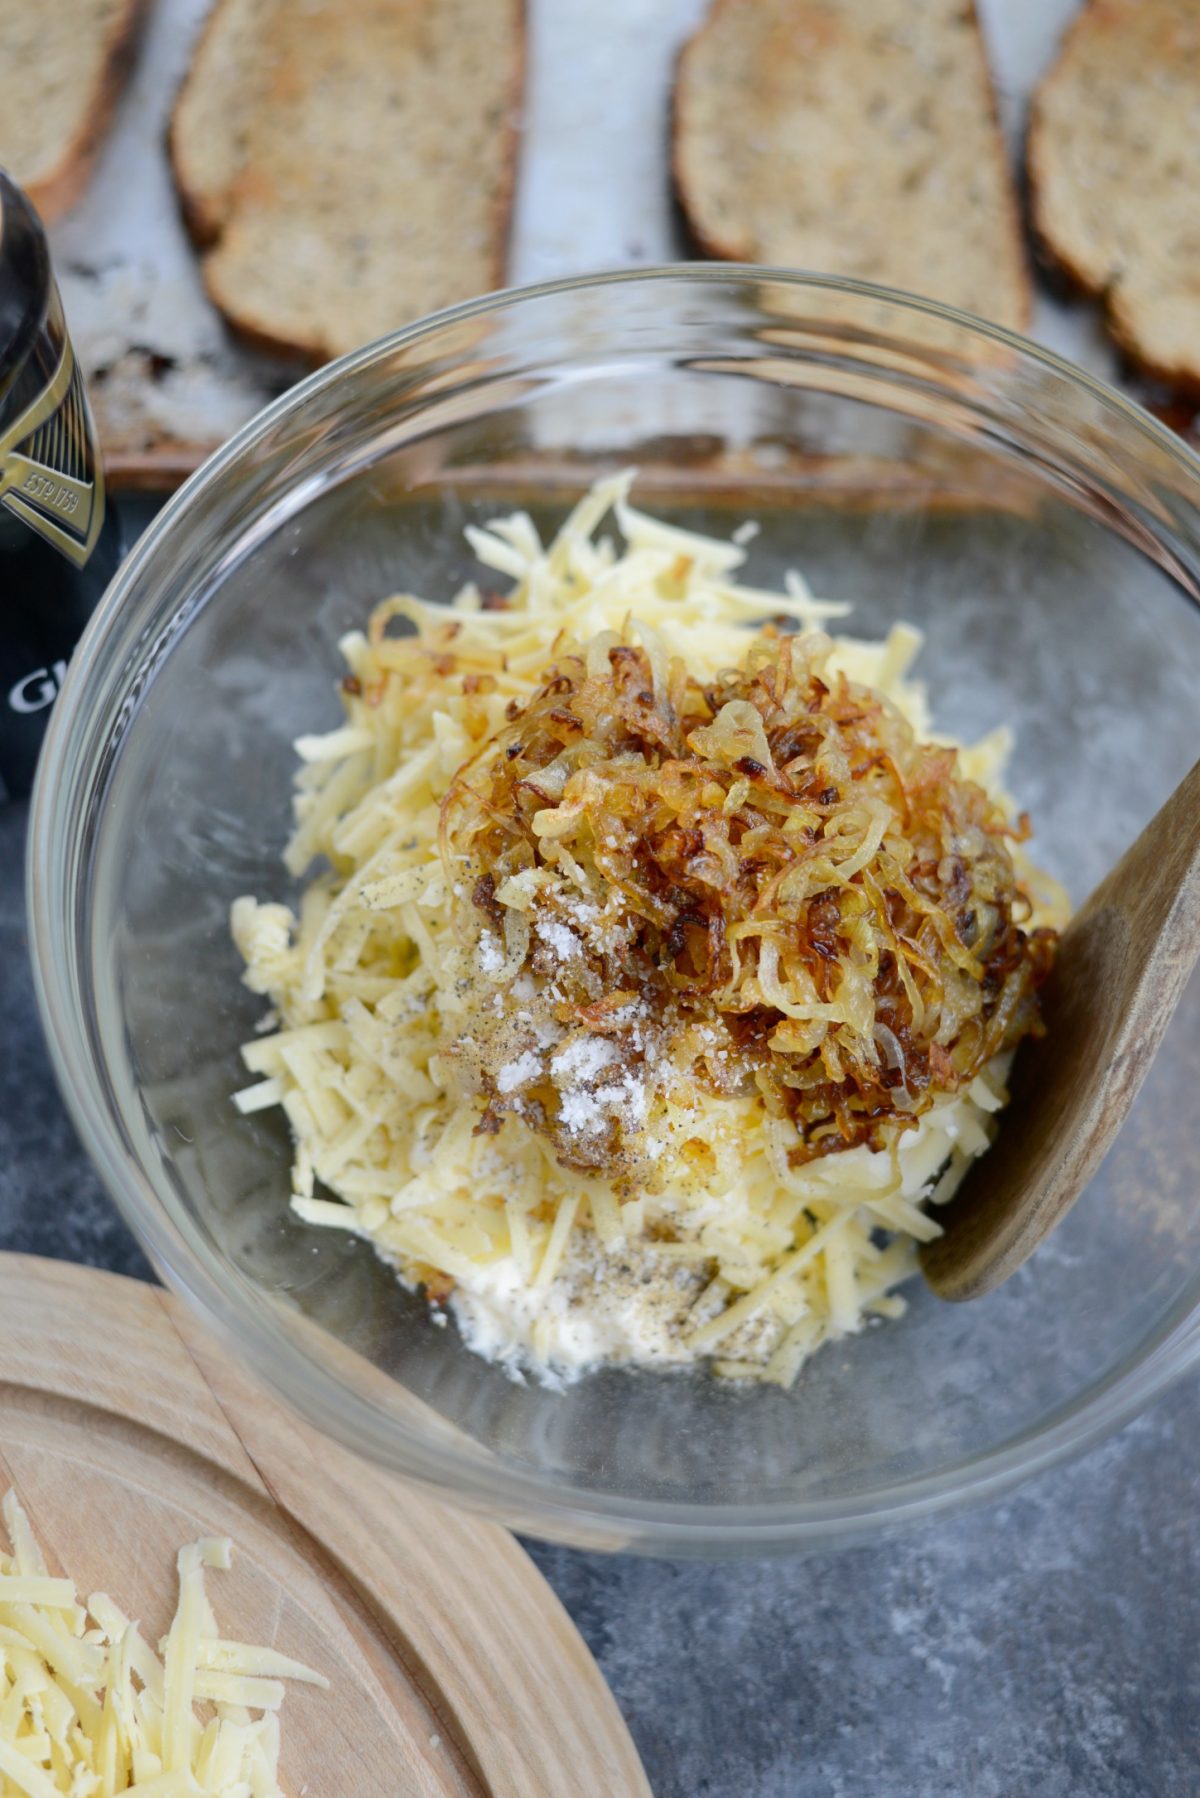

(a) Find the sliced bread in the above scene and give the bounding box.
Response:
[1029,0,1200,397]
[170,0,524,363]
[0,0,147,222]
[672,0,1031,333]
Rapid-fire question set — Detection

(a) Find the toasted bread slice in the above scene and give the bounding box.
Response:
[171,0,524,363]
[673,0,1030,333]
[0,0,147,222]
[1029,0,1200,397]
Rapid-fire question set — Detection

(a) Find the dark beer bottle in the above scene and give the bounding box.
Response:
[0,169,122,801]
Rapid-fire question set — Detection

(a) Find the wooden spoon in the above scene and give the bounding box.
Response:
[921,757,1200,1302]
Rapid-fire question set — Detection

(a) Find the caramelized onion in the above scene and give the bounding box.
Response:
[441,626,1057,1169]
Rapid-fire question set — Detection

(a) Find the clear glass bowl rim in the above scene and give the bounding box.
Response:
[27,264,1200,1554]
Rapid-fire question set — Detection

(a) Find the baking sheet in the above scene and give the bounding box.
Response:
[48,0,1195,483]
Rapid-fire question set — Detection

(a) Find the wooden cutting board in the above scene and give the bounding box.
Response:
[0,1254,650,1798]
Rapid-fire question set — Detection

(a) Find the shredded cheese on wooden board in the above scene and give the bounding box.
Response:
[233,473,1069,1388]
[0,1490,327,1796]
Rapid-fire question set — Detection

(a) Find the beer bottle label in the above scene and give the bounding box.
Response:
[0,326,105,570]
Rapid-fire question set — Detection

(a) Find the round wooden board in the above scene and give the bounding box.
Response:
[0,1255,650,1798]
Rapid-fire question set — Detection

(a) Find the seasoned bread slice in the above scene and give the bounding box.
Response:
[0,0,147,222]
[1029,0,1200,397]
[673,0,1031,333]
[170,0,524,364]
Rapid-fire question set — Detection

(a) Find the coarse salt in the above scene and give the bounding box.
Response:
[497,1050,541,1094]
[537,918,582,962]
[478,932,504,975]
[552,1034,619,1084]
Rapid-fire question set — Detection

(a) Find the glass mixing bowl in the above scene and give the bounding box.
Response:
[29,270,1200,1555]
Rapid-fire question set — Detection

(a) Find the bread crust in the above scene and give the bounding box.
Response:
[1105,307,1200,404]
[1025,1,1107,302]
[671,0,755,263]
[23,0,150,223]
[170,0,525,366]
[672,0,1032,333]
[166,0,240,249]
[973,0,1033,333]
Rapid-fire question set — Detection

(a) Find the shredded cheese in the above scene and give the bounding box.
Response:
[233,473,1069,1388]
[0,1491,327,1796]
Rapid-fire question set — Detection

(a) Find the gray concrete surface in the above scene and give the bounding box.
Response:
[2,797,1196,1797]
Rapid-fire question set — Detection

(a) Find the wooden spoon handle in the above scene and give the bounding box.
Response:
[922,757,1200,1301]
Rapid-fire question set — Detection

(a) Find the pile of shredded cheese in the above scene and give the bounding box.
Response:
[0,1490,326,1796]
[232,473,1067,1389]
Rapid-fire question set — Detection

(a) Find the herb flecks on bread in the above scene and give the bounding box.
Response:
[673,0,1031,334]
[171,0,524,364]
[0,0,147,222]
[1029,0,1200,398]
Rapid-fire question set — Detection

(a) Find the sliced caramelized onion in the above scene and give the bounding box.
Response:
[441,625,1057,1169]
